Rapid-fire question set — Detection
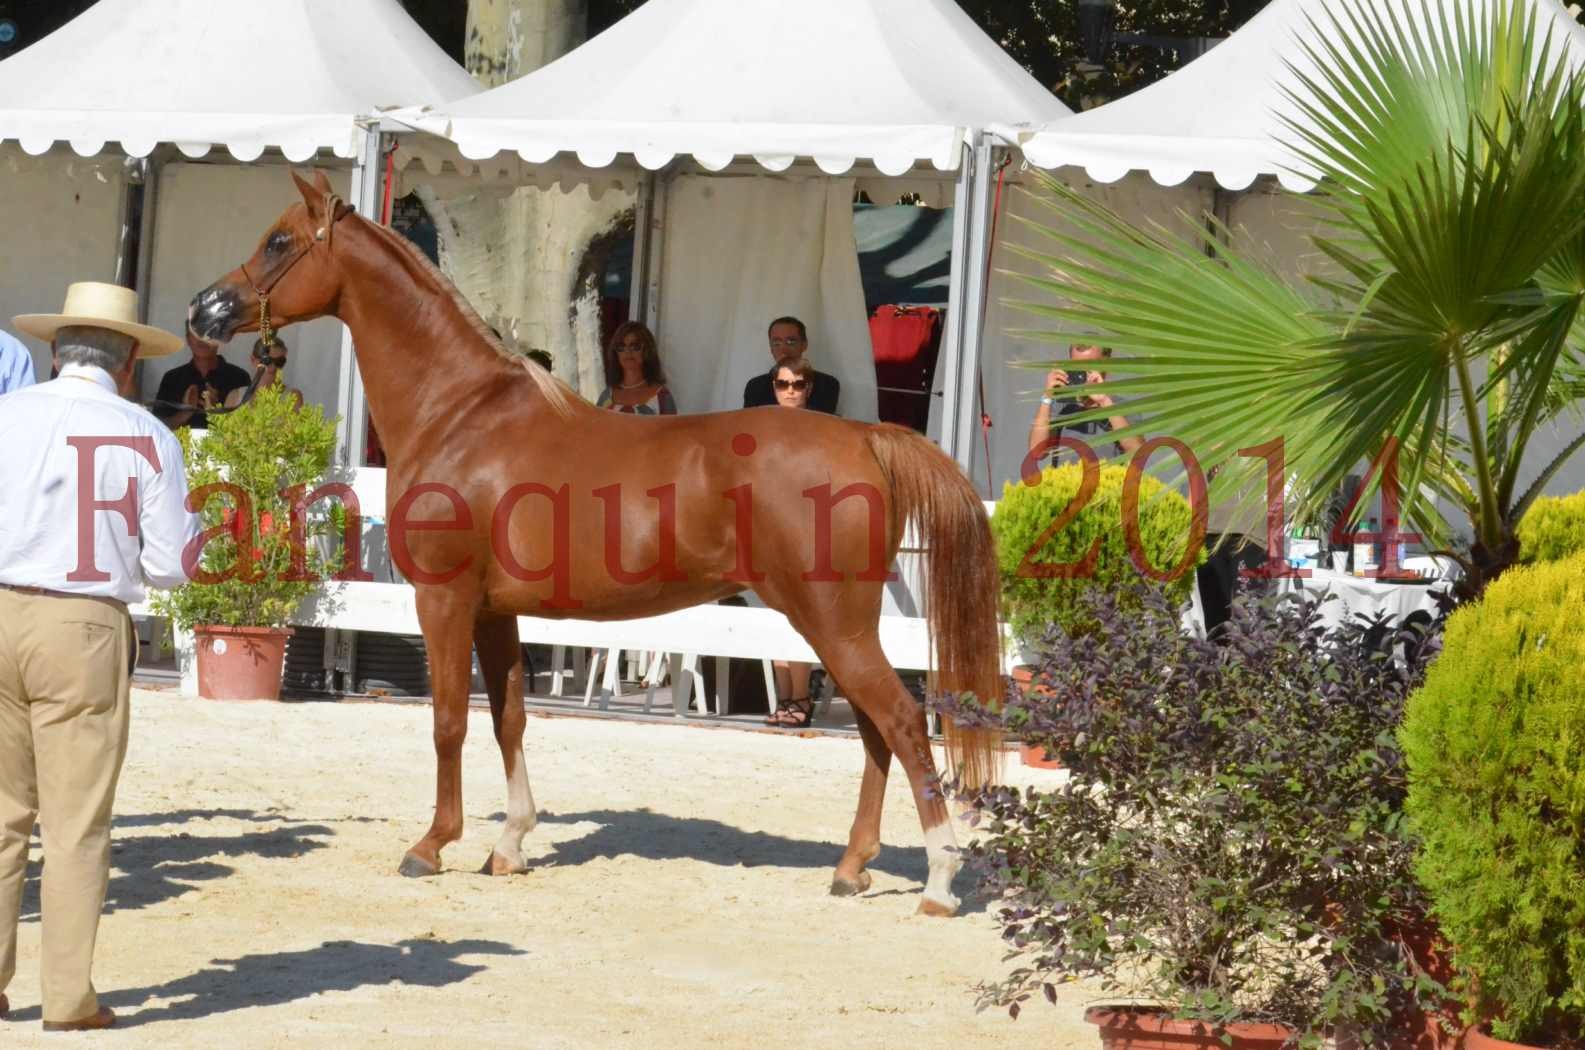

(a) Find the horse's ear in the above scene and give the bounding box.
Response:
[312,169,333,195]
[290,170,324,217]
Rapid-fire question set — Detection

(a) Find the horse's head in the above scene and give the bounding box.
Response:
[188,170,352,346]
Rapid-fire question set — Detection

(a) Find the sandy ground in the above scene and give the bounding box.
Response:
[2,687,1101,1048]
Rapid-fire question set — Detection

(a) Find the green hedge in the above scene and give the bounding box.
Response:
[990,463,1200,643]
[1400,554,1585,1045]
[1516,490,1585,565]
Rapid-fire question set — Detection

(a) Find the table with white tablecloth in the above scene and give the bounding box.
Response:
[1272,568,1451,633]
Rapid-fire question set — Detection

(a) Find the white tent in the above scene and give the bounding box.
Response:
[390,0,1071,464]
[0,0,477,423]
[0,0,476,162]
[1004,0,1585,191]
[397,0,1068,174]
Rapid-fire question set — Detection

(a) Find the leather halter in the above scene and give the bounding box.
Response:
[238,190,350,353]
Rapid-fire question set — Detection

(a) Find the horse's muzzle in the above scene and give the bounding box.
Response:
[188,284,245,344]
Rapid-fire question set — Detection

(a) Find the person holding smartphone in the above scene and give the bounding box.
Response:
[1027,343,1142,465]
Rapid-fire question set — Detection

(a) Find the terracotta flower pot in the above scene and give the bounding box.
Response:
[1085,1007,1293,1050]
[1009,664,1063,769]
[1327,911,1463,1050]
[194,625,293,701]
[1461,1027,1548,1050]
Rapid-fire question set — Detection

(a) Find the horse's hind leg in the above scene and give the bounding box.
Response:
[399,587,478,877]
[474,612,536,876]
[812,632,962,917]
[831,707,891,897]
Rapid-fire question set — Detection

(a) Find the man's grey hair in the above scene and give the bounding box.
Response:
[53,325,136,372]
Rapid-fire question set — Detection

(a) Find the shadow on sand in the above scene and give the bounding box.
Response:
[524,808,983,911]
[21,809,335,921]
[2,938,524,1026]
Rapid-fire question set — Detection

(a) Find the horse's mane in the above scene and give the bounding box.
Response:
[356,211,578,421]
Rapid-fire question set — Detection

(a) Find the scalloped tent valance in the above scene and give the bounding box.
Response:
[1002,0,1585,192]
[385,0,1071,175]
[0,0,477,162]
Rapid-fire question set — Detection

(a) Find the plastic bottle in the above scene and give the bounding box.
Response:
[1353,521,1375,576]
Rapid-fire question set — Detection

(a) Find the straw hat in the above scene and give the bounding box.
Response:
[13,282,183,358]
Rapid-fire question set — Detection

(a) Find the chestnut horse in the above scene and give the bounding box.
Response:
[189,172,1000,915]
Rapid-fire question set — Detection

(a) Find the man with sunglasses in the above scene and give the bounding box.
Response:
[152,331,252,430]
[742,316,841,414]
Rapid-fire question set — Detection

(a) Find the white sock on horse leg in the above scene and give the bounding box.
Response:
[494,746,538,866]
[921,821,962,914]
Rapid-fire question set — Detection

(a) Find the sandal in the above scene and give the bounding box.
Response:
[770,696,814,729]
[765,696,797,725]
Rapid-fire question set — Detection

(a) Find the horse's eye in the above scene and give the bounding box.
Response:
[266,231,293,255]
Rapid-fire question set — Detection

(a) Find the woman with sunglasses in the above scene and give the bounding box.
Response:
[764,354,822,727]
[224,337,304,410]
[597,321,676,415]
[770,354,816,410]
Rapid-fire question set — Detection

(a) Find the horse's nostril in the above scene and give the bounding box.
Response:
[189,286,244,341]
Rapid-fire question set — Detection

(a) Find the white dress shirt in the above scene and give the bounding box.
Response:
[0,363,198,605]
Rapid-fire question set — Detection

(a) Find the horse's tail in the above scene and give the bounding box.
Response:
[866,424,1003,790]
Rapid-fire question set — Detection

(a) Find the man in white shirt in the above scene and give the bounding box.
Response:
[0,282,196,1032]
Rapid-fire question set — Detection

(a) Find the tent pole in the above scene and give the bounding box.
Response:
[127,150,163,396]
[642,171,667,335]
[937,141,977,465]
[132,153,162,322]
[629,171,655,322]
[938,132,996,479]
[954,133,997,484]
[113,156,147,290]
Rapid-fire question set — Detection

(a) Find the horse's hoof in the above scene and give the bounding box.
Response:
[829,871,872,897]
[479,851,529,876]
[398,852,439,878]
[916,894,960,918]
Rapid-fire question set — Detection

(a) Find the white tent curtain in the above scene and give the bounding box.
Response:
[656,174,878,421]
[140,164,352,420]
[0,147,125,379]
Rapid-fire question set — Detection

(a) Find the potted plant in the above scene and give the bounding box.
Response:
[939,584,1443,1048]
[990,461,1200,766]
[1400,554,1585,1049]
[152,384,342,700]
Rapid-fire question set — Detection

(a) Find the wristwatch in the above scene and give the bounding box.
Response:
[1040,396,1054,407]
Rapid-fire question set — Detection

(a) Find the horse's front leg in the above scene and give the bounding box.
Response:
[399,586,480,877]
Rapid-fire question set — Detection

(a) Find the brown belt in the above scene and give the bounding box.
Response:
[0,582,128,612]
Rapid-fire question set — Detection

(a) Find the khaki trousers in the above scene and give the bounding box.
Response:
[0,588,132,1023]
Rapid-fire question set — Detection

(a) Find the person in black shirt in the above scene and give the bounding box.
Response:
[1027,344,1141,465]
[742,316,841,414]
[153,332,253,430]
